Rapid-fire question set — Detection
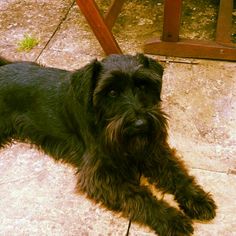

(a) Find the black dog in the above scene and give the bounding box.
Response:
[0,54,216,235]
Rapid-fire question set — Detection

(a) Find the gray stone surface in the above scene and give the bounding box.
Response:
[0,0,235,235]
[163,61,236,173]
[0,144,129,236]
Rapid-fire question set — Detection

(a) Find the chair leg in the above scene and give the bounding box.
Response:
[216,0,233,44]
[76,0,122,55]
[143,0,236,61]
[105,0,126,30]
[162,0,182,42]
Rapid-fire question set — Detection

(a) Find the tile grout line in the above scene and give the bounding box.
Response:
[35,0,76,63]
[190,166,236,176]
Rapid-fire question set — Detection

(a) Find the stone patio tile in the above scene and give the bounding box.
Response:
[0,0,74,61]
[162,61,236,173]
[0,144,129,236]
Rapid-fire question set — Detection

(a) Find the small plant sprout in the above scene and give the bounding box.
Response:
[17,34,39,52]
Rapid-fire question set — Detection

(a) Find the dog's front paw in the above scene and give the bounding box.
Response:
[179,191,217,221]
[168,211,194,236]
[156,208,194,236]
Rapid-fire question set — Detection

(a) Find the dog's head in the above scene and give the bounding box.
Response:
[71,54,168,158]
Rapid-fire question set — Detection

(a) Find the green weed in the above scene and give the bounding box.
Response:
[17,34,39,52]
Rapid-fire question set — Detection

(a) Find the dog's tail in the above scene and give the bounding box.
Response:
[0,57,11,66]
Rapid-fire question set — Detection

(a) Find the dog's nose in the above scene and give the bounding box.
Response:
[134,118,147,129]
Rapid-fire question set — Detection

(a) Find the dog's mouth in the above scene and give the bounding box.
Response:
[123,126,149,137]
[104,115,161,156]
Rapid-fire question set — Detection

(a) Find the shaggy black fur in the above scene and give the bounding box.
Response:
[0,54,216,235]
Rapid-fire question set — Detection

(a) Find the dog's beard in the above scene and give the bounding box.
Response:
[104,117,149,156]
[103,108,168,159]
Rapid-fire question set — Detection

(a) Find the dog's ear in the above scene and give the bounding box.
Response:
[70,59,101,107]
[136,54,164,100]
[136,53,164,78]
[69,59,102,141]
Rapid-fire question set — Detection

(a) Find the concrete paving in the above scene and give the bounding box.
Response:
[0,0,236,235]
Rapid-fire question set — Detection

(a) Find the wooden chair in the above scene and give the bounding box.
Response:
[143,0,236,61]
[75,0,124,55]
[76,0,236,61]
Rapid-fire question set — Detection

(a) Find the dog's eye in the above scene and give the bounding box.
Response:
[109,89,118,97]
[137,84,146,91]
[139,85,145,90]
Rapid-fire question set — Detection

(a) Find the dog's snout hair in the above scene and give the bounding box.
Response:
[102,104,168,158]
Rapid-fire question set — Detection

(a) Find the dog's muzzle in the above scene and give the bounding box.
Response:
[134,118,147,128]
[124,116,151,137]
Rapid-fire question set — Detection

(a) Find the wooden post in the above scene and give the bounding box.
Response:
[76,0,122,55]
[216,0,233,43]
[162,0,182,42]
